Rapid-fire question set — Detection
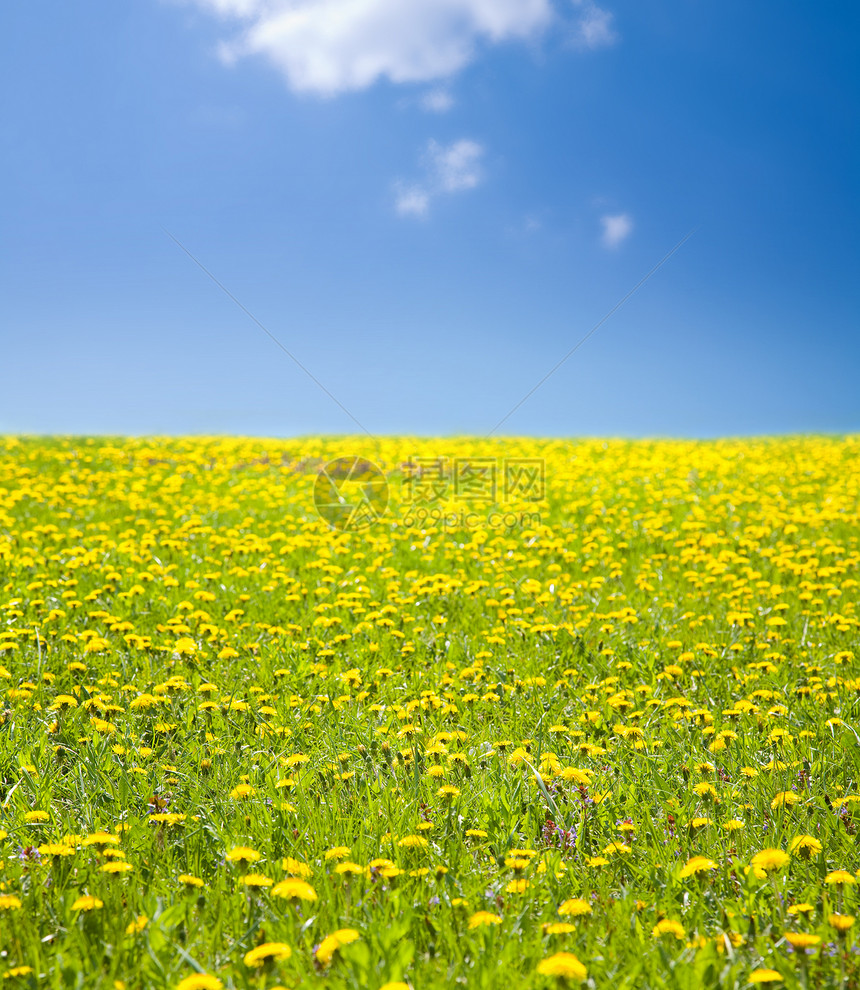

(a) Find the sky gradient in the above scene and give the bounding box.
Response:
[2,1,858,438]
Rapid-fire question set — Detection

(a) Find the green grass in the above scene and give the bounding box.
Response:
[0,435,858,989]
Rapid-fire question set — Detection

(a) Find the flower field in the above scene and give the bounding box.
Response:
[0,435,859,989]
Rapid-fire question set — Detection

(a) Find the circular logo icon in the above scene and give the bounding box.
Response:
[314,457,388,531]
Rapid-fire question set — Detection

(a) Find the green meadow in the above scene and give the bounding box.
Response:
[1,435,858,989]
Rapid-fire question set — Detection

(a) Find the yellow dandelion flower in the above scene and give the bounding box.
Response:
[558,768,591,786]
[324,846,351,861]
[693,782,717,798]
[178,874,205,888]
[100,861,133,874]
[38,843,75,857]
[282,857,312,877]
[149,813,187,826]
[241,873,273,887]
[829,913,856,932]
[505,878,530,893]
[243,942,292,967]
[603,842,631,856]
[229,783,256,800]
[505,857,532,871]
[788,835,822,859]
[334,861,365,875]
[784,933,820,948]
[748,970,783,984]
[397,835,428,849]
[750,849,790,873]
[679,856,718,878]
[315,928,360,965]
[468,911,503,929]
[536,951,587,980]
[225,846,260,864]
[271,878,317,901]
[81,831,120,846]
[825,870,855,886]
[652,919,685,939]
[50,695,79,710]
[72,895,104,911]
[175,976,223,990]
[558,898,592,917]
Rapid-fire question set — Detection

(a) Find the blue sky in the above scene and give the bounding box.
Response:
[2,0,858,438]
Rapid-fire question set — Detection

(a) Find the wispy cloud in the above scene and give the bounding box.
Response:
[600,212,633,247]
[427,138,483,192]
[182,0,555,96]
[420,88,455,113]
[395,184,431,218]
[570,0,618,50]
[395,138,485,218]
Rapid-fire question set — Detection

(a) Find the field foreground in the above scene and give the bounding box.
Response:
[1,435,859,989]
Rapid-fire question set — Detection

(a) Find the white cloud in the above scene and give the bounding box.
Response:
[183,0,556,95]
[194,0,262,14]
[395,138,485,218]
[427,138,483,191]
[570,0,618,50]
[395,184,431,218]
[600,212,633,247]
[420,88,455,113]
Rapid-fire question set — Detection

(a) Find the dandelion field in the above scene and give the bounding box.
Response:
[1,435,859,990]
